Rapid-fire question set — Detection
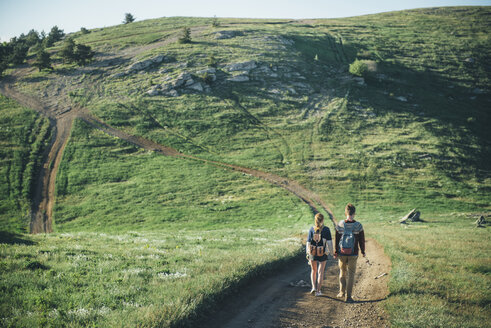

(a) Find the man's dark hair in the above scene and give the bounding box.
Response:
[345,203,356,216]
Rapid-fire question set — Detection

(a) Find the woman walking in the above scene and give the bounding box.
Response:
[306,213,333,296]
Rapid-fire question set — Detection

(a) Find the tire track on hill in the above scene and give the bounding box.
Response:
[0,77,75,233]
[0,78,336,233]
[78,111,336,221]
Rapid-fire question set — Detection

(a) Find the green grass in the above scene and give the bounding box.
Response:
[361,210,491,328]
[0,121,310,327]
[54,119,310,232]
[2,6,491,328]
[0,95,51,233]
[0,229,303,327]
[0,119,311,327]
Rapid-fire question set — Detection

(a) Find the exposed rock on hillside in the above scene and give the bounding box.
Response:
[146,71,211,96]
[146,85,161,96]
[226,61,257,72]
[113,55,174,78]
[128,55,170,72]
[197,68,217,82]
[214,30,243,39]
[187,82,204,92]
[227,74,250,82]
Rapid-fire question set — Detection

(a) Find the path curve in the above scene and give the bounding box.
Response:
[0,75,336,233]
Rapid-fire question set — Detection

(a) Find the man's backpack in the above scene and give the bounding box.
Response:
[339,222,355,255]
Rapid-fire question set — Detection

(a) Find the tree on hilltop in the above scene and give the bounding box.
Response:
[123,13,135,24]
[45,26,65,47]
[211,15,220,27]
[25,29,41,47]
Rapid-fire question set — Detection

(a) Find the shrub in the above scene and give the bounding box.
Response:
[349,59,368,77]
[211,16,220,27]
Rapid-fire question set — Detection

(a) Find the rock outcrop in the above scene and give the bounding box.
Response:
[146,71,211,96]
[226,61,257,72]
[227,74,250,82]
[127,55,169,72]
[112,55,174,78]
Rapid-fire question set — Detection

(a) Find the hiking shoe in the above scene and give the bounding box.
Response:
[337,292,345,298]
[345,296,354,303]
[315,290,323,296]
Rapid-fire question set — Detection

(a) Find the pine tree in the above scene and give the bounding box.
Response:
[123,13,135,24]
[10,42,29,65]
[73,44,94,65]
[60,38,76,63]
[25,29,40,47]
[0,43,9,77]
[178,27,192,44]
[45,26,65,47]
[33,49,53,71]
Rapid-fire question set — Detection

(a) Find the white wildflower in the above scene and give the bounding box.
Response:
[158,271,188,279]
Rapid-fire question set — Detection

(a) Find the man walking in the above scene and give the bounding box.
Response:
[334,203,366,303]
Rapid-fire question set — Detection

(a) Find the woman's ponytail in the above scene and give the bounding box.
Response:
[314,213,324,232]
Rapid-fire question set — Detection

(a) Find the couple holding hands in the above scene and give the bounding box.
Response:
[306,203,366,303]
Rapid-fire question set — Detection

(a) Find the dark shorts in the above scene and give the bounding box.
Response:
[313,254,327,262]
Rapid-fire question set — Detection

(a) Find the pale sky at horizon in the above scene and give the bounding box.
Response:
[1,0,490,42]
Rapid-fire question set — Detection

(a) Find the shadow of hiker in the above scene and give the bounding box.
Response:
[318,294,387,304]
[0,231,36,245]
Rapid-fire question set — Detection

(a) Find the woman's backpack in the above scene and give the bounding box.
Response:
[309,229,325,257]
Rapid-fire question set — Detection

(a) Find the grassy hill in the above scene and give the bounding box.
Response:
[1,6,490,327]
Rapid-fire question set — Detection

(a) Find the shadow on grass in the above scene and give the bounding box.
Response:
[370,62,489,179]
[0,231,36,245]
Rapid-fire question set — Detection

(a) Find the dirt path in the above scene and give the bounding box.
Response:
[201,238,390,328]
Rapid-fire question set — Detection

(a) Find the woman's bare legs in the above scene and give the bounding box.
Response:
[310,260,318,293]
[316,260,327,293]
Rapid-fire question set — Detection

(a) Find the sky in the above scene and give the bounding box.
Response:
[1,0,490,42]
